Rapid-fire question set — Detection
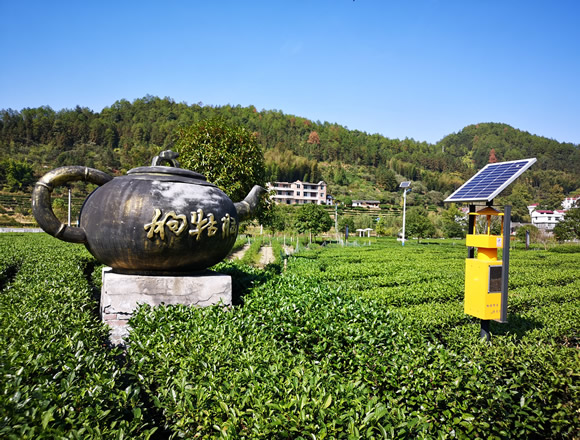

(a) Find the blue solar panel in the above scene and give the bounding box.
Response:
[444,158,536,203]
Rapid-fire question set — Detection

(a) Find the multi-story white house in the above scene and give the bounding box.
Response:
[267,180,328,205]
[531,209,566,230]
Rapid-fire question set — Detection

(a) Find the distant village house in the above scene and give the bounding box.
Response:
[562,195,580,210]
[267,180,328,205]
[352,200,380,209]
[528,204,567,230]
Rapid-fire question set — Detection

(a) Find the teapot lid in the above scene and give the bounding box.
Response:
[127,166,206,180]
[127,150,207,181]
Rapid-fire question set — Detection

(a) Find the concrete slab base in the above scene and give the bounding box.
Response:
[100,267,232,345]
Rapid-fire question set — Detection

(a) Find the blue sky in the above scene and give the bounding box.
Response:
[1,0,578,145]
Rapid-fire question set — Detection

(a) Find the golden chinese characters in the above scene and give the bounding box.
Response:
[189,209,218,241]
[144,209,187,240]
[144,208,235,241]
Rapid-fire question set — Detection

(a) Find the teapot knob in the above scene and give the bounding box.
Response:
[151,150,180,168]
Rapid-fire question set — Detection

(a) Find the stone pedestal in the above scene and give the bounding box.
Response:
[101,267,232,345]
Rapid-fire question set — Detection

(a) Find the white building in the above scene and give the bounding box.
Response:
[267,180,328,205]
[527,203,539,216]
[352,200,380,209]
[562,195,580,210]
[531,209,566,230]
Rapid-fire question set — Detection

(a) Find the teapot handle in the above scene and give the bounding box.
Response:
[32,166,113,243]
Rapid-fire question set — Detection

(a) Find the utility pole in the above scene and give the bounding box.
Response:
[335,204,339,242]
[399,181,412,246]
[67,186,72,226]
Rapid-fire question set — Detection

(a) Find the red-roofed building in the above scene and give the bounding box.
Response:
[531,209,566,230]
[562,195,580,210]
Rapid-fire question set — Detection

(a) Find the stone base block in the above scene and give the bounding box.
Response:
[101,267,232,345]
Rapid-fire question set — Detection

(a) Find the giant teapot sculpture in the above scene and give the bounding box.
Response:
[32,150,265,274]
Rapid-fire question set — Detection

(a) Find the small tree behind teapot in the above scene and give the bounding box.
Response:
[174,118,266,202]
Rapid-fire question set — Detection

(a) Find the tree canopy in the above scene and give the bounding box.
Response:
[440,203,467,238]
[405,207,436,241]
[174,117,265,202]
[553,208,580,241]
[294,204,333,238]
[0,159,35,191]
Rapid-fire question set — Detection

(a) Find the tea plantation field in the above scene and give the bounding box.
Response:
[1,233,578,439]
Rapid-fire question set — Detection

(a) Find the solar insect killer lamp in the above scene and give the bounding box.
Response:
[444,158,537,340]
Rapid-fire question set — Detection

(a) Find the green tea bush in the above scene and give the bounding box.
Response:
[548,244,580,254]
[239,236,263,266]
[1,234,578,439]
[270,237,284,267]
[125,239,579,438]
[0,234,157,439]
[127,274,433,438]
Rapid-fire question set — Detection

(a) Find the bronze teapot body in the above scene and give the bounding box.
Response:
[32,151,264,274]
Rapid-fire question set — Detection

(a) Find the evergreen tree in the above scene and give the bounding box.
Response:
[405,207,436,241]
[553,208,580,241]
[294,204,332,241]
[174,118,265,202]
[441,203,467,238]
[376,166,398,191]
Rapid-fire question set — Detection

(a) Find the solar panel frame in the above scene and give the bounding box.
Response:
[444,158,537,203]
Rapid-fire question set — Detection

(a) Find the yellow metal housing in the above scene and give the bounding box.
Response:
[464,259,503,320]
[465,234,503,250]
[464,206,505,320]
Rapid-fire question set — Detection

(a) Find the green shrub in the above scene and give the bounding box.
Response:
[0,234,157,439]
[1,234,578,439]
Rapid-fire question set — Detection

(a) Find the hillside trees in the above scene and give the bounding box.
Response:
[537,182,565,210]
[264,147,320,183]
[498,182,534,222]
[0,97,578,212]
[437,123,579,176]
[0,159,35,191]
[375,166,398,191]
[332,165,349,186]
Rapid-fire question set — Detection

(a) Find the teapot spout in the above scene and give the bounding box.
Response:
[235,185,267,222]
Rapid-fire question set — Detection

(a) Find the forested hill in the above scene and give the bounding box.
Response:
[1,96,578,213]
[439,122,579,173]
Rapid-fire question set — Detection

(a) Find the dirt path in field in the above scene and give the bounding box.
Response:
[228,243,290,267]
[258,245,274,267]
[228,244,250,260]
